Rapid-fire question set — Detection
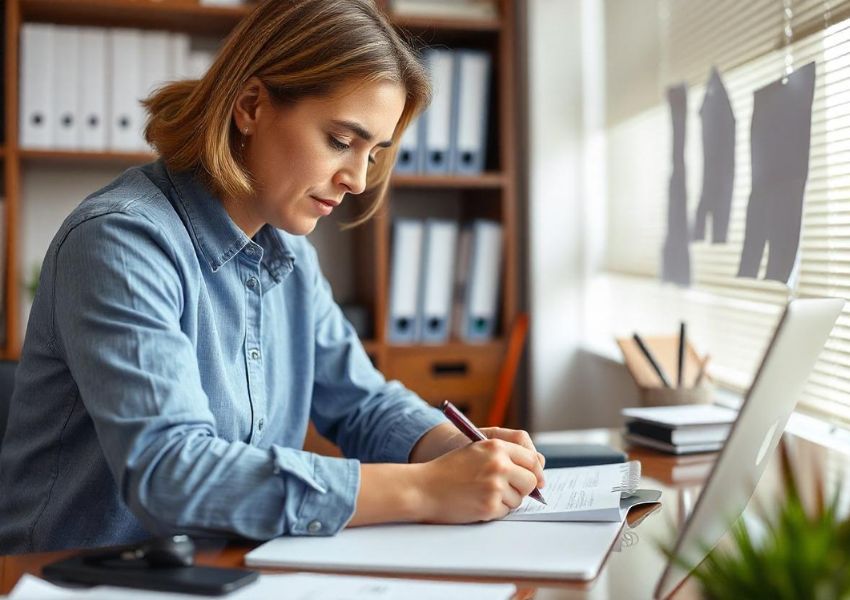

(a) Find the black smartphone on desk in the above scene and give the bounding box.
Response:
[43,556,259,596]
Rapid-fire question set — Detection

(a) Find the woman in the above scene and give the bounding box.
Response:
[0,0,544,553]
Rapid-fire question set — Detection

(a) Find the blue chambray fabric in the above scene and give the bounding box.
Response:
[0,159,446,553]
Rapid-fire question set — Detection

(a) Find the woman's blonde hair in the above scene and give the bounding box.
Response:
[143,0,431,226]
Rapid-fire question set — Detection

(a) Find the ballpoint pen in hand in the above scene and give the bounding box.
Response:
[441,400,547,505]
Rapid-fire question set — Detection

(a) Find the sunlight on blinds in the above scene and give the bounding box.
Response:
[605,5,850,424]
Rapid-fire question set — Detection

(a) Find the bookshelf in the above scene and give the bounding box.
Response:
[2,0,521,427]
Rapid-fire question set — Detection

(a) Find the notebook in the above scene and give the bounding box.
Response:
[503,461,660,522]
[245,463,663,581]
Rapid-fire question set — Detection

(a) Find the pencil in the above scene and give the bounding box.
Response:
[694,354,711,386]
[677,322,686,388]
[632,333,672,388]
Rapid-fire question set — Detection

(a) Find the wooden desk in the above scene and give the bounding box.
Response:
[0,428,837,599]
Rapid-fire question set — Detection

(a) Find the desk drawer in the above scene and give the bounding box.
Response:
[384,342,504,423]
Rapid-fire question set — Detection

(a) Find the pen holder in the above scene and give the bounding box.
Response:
[616,335,714,407]
[639,381,715,407]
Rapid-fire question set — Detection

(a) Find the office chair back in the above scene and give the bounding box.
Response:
[0,360,18,450]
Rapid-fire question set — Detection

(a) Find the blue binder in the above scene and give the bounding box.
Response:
[450,49,491,174]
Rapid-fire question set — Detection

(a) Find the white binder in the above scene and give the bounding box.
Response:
[418,219,458,344]
[169,33,192,80]
[140,30,171,151]
[108,29,143,152]
[394,115,422,173]
[79,27,108,151]
[422,49,455,173]
[451,49,491,174]
[388,219,424,343]
[52,27,81,149]
[459,220,502,342]
[189,50,216,79]
[19,23,54,149]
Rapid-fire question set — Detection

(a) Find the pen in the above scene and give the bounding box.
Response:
[440,400,547,505]
[632,333,672,388]
[694,354,711,386]
[677,322,686,388]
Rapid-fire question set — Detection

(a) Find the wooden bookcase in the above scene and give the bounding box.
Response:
[2,0,520,427]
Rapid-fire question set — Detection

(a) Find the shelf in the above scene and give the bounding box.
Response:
[19,1,501,36]
[20,148,157,166]
[20,0,248,35]
[390,13,501,33]
[391,172,506,189]
[386,339,505,354]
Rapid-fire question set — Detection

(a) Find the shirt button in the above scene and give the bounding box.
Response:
[257,418,265,431]
[249,348,260,360]
[245,245,258,256]
[246,276,258,289]
[307,520,323,534]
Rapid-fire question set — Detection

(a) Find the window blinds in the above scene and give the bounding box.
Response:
[605,0,850,424]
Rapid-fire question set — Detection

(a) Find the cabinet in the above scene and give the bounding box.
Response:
[2,0,521,427]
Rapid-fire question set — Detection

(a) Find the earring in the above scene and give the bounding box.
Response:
[240,128,249,153]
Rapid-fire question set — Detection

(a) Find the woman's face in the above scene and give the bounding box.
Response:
[232,77,406,237]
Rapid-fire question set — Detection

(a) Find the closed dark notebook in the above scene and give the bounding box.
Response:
[627,421,677,444]
[626,420,730,445]
[536,442,627,469]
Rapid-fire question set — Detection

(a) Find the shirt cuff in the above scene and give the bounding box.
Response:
[272,446,360,536]
[379,402,448,464]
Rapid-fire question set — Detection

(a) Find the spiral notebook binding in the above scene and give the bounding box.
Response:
[611,460,641,498]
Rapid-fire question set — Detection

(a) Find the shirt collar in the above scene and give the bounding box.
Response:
[161,161,295,279]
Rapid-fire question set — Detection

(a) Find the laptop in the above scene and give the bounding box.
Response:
[655,297,844,599]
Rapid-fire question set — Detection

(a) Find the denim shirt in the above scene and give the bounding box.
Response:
[0,160,446,553]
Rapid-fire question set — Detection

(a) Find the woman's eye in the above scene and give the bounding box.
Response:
[328,137,349,152]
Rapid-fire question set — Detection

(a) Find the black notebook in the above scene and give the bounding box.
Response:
[535,442,627,468]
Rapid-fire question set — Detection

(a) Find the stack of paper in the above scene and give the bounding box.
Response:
[622,404,738,454]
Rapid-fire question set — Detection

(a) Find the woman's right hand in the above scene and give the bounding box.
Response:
[411,438,543,524]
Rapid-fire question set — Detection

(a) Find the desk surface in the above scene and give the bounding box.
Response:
[0,428,836,599]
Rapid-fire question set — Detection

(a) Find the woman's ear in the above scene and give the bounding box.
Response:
[232,76,266,133]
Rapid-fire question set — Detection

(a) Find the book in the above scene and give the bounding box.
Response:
[503,461,661,522]
[626,419,731,445]
[621,404,736,454]
[622,403,738,427]
[624,432,723,455]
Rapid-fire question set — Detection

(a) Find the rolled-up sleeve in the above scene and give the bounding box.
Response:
[52,211,357,538]
[306,245,447,464]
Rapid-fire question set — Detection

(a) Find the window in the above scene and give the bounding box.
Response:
[603,0,850,424]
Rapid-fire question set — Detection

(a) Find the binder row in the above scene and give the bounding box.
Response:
[19,24,217,152]
[395,48,492,176]
[388,219,502,344]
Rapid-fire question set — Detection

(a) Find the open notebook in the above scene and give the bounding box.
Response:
[505,461,660,522]
[245,462,663,581]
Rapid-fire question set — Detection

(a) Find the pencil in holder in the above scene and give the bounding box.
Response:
[616,335,714,407]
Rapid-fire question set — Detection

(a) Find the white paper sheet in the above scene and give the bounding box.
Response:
[503,464,626,522]
[8,572,516,600]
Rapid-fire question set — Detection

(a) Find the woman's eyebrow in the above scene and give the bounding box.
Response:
[331,119,393,148]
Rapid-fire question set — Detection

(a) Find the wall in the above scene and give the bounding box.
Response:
[525,0,662,432]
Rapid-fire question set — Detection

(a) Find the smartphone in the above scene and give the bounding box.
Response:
[43,556,259,596]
